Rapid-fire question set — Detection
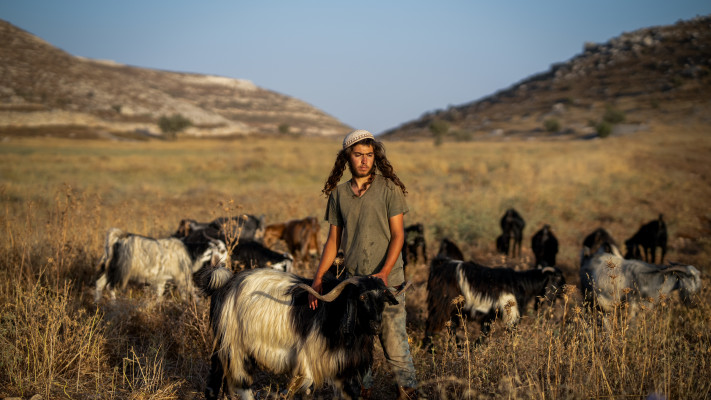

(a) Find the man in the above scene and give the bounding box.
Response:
[309,129,419,400]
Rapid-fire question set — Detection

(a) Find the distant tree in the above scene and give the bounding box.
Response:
[596,121,613,138]
[278,123,290,135]
[158,114,192,140]
[429,120,450,146]
[544,118,561,133]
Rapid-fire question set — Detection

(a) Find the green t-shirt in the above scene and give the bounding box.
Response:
[325,174,409,286]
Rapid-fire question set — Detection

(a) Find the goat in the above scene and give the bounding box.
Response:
[498,208,525,258]
[423,256,565,349]
[264,216,321,262]
[437,237,464,260]
[581,227,619,266]
[579,244,700,315]
[172,214,265,243]
[624,214,668,264]
[194,266,402,400]
[95,227,227,301]
[531,224,559,268]
[402,223,427,267]
[231,240,294,273]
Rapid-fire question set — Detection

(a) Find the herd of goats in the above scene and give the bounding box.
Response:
[93,209,702,400]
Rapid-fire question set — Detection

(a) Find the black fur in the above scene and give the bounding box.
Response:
[498,208,525,258]
[437,238,464,260]
[624,214,668,263]
[531,224,559,267]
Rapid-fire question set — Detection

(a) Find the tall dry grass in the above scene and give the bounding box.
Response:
[0,124,709,399]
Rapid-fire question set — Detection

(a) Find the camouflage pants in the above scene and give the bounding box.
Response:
[362,292,418,390]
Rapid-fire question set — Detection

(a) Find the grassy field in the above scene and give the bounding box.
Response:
[1,124,710,399]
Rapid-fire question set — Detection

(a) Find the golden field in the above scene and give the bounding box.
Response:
[1,124,710,399]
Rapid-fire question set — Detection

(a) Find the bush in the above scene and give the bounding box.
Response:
[278,123,290,135]
[158,114,192,139]
[544,118,561,133]
[596,121,613,138]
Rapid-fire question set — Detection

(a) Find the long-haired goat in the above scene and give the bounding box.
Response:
[193,266,402,400]
[423,256,565,349]
[580,244,701,315]
[94,227,227,301]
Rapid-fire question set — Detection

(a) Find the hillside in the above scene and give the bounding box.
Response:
[0,20,350,139]
[382,15,711,141]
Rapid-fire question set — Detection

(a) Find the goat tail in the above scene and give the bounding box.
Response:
[98,227,127,272]
[193,264,233,297]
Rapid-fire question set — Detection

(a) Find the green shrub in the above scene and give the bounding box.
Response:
[158,114,192,139]
[596,121,613,138]
[278,123,290,135]
[544,118,561,133]
[429,120,449,146]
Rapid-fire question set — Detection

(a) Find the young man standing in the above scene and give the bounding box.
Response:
[308,129,419,400]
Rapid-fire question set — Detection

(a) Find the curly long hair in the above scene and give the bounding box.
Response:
[322,138,407,197]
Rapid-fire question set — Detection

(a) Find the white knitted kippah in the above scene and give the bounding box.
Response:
[342,129,375,149]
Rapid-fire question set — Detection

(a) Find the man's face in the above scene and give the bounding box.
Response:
[348,143,375,178]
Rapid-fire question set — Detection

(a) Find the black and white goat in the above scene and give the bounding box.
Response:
[531,224,559,268]
[498,208,525,258]
[94,227,227,301]
[194,266,402,400]
[624,214,668,264]
[580,244,700,315]
[423,256,565,348]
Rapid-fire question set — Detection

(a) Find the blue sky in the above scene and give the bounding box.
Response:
[2,1,709,134]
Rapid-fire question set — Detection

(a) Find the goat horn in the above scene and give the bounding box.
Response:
[663,265,691,274]
[201,229,220,242]
[297,277,361,303]
[392,281,412,296]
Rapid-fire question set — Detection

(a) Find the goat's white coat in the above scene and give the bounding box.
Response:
[95,227,227,301]
[580,247,701,314]
[456,262,519,327]
[212,268,352,398]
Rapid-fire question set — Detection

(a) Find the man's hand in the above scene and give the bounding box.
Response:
[308,279,322,310]
[371,271,388,287]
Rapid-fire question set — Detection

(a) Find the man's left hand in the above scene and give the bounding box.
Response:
[371,271,388,287]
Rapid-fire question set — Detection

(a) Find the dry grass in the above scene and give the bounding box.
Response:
[0,123,710,399]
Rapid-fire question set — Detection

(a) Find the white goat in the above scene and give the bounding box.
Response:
[580,244,701,314]
[95,227,227,301]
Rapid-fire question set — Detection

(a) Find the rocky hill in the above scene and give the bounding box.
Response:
[381,15,711,141]
[0,20,350,139]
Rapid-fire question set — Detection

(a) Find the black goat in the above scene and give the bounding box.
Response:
[624,214,668,264]
[531,224,559,268]
[402,223,427,267]
[498,208,525,258]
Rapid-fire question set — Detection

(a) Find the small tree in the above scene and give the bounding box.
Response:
[278,123,290,135]
[158,114,192,139]
[429,120,450,146]
[543,118,561,133]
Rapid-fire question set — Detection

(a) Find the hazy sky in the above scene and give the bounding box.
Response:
[2,1,709,134]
